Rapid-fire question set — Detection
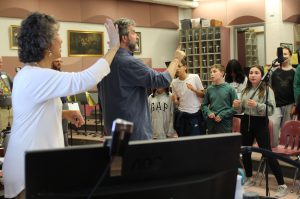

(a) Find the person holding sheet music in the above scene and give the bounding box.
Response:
[3,12,120,199]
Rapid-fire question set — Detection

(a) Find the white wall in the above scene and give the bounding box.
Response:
[265,0,294,64]
[135,27,179,68]
[0,17,179,68]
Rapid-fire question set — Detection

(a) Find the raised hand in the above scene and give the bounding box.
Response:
[174,45,185,62]
[104,18,120,49]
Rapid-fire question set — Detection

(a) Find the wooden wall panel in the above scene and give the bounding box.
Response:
[39,0,81,22]
[81,0,118,24]
[81,57,101,70]
[229,16,264,26]
[282,0,300,23]
[117,1,151,27]
[0,0,178,29]
[227,0,265,25]
[220,27,230,67]
[61,57,82,72]
[2,56,23,78]
[150,4,178,29]
[0,0,38,18]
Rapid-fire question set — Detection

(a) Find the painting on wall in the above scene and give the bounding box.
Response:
[9,25,20,50]
[134,32,141,55]
[68,30,104,56]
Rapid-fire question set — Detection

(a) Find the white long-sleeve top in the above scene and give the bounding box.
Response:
[148,92,175,139]
[3,58,110,198]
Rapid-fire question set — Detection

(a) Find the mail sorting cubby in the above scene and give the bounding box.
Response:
[245,31,258,67]
[179,28,201,74]
[179,26,230,88]
[199,27,226,87]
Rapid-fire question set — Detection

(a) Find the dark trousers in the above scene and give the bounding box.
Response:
[174,109,205,136]
[241,114,284,185]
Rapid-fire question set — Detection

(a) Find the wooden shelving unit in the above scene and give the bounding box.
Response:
[179,27,230,88]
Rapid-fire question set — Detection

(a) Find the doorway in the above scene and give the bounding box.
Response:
[234,24,265,74]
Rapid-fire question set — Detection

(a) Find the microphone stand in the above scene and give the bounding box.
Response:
[242,146,300,169]
[249,59,277,197]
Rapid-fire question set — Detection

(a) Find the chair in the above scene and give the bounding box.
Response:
[75,92,89,136]
[232,117,241,133]
[271,120,300,193]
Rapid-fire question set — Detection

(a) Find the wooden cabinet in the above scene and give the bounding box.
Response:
[237,30,258,72]
[245,31,258,67]
[179,27,230,88]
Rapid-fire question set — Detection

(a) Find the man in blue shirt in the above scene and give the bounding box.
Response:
[98,18,185,140]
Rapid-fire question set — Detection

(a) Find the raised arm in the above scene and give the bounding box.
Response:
[102,18,120,65]
[167,46,186,79]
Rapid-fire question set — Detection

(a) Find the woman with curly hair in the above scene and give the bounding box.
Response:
[3,12,120,199]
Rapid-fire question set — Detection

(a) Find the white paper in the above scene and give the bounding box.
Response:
[66,103,80,111]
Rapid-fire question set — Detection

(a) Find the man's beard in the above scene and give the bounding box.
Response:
[52,66,61,71]
[128,42,138,53]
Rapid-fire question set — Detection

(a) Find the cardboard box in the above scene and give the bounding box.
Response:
[210,19,222,27]
[180,19,192,30]
[191,18,201,28]
[201,19,211,27]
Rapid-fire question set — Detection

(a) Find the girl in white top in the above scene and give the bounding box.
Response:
[148,87,177,139]
[225,59,247,99]
[3,12,120,199]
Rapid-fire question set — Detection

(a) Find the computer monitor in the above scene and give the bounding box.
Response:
[25,133,241,199]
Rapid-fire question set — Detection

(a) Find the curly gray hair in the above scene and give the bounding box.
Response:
[114,18,136,42]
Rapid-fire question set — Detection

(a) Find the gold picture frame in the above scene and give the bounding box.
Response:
[9,25,20,50]
[68,30,104,57]
[134,32,142,55]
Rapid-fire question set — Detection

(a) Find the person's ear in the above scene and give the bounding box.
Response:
[121,35,128,43]
[184,65,187,72]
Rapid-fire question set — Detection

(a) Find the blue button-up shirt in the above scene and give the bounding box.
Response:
[98,48,172,140]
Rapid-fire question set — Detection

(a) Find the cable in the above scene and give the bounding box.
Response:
[86,158,111,199]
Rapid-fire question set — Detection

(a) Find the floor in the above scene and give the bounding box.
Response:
[246,173,300,199]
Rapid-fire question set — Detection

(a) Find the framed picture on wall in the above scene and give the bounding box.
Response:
[9,25,20,50]
[68,30,104,57]
[134,32,141,55]
[280,43,293,52]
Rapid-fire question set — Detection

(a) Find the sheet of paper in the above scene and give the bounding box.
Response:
[66,103,80,111]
